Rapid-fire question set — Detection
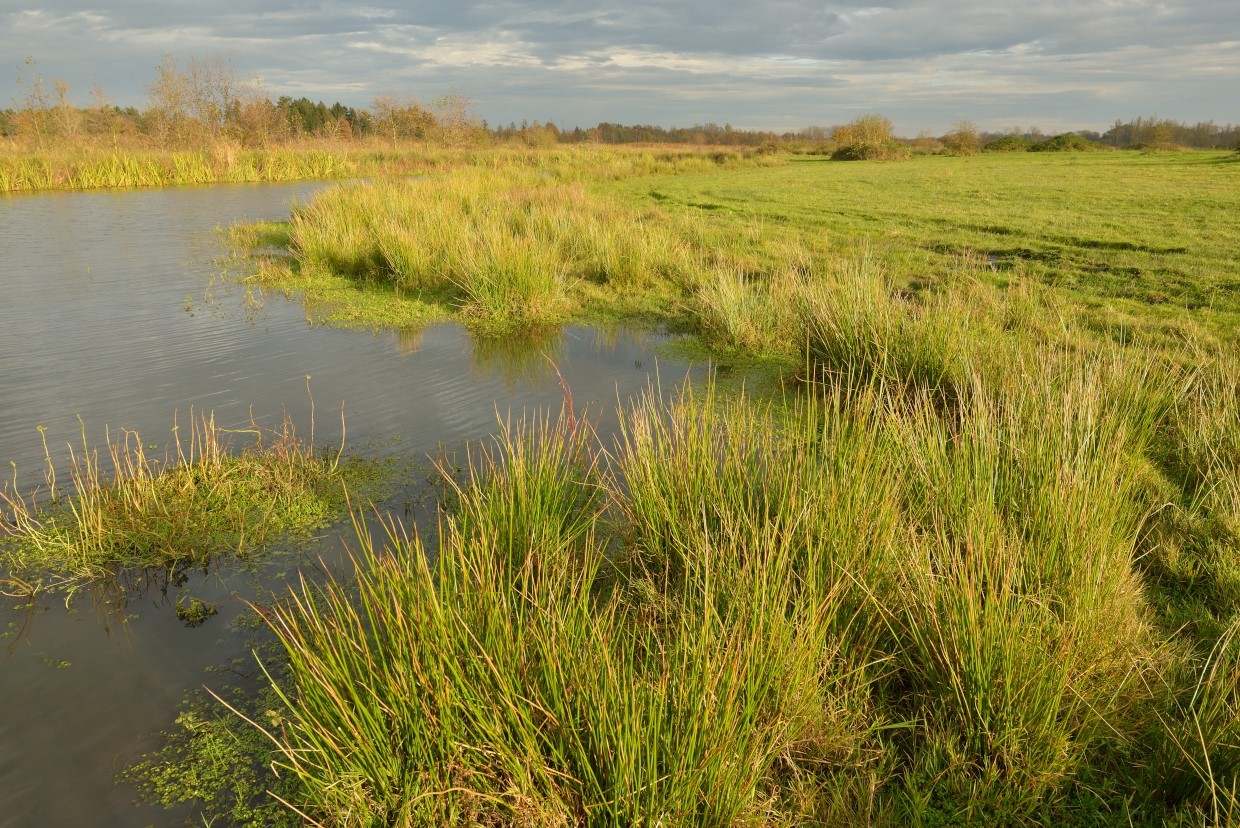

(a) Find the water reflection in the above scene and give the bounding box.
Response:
[471,325,565,385]
[0,181,702,828]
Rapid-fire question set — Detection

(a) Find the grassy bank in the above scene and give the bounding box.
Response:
[132,149,1240,825]
[235,150,1239,350]
[181,354,1237,826]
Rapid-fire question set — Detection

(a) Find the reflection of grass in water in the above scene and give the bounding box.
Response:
[0,404,379,598]
[470,325,563,386]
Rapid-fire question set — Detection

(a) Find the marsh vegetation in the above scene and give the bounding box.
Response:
[3,74,1238,819]
[0,403,385,598]
[112,148,1238,826]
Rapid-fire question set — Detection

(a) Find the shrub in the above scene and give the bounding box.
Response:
[941,121,981,156]
[831,114,911,160]
[1030,133,1097,152]
[983,135,1032,152]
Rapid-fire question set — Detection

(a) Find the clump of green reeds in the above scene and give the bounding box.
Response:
[0,409,354,595]
[241,394,888,826]
[223,341,1240,826]
[284,171,699,331]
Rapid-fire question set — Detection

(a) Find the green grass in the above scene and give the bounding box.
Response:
[215,357,1236,826]
[126,148,1240,826]
[227,150,1239,354]
[610,151,1240,351]
[0,407,380,596]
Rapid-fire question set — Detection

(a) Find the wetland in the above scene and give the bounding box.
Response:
[2,147,1239,826]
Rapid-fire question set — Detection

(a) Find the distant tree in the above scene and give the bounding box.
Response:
[1147,119,1178,152]
[941,120,981,156]
[87,82,125,147]
[431,87,483,146]
[51,79,81,139]
[233,89,289,148]
[185,53,240,139]
[371,94,435,147]
[520,121,559,147]
[12,55,53,148]
[145,52,244,146]
[910,131,943,154]
[146,53,193,145]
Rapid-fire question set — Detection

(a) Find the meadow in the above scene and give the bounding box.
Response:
[9,146,1240,825]
[196,148,1240,827]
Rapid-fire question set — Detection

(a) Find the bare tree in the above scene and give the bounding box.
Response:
[88,81,124,148]
[53,79,80,140]
[186,53,239,139]
[13,55,52,148]
[432,87,482,147]
[146,53,192,146]
[372,94,435,148]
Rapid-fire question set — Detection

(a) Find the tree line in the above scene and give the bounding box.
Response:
[4,54,1238,152]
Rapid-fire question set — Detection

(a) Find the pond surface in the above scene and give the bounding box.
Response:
[0,182,701,827]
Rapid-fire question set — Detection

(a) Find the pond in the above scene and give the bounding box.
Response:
[0,181,701,827]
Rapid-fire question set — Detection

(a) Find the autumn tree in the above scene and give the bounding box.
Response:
[941,120,981,156]
[1147,119,1178,152]
[371,94,436,148]
[431,87,483,146]
[146,52,243,146]
[146,53,193,145]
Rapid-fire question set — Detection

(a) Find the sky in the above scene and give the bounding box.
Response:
[2,1,1237,136]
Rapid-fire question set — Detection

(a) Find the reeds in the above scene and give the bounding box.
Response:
[240,396,887,825]
[0,409,354,595]
[0,142,783,194]
[234,337,1240,826]
[284,171,699,331]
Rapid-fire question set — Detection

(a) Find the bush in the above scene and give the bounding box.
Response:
[831,141,911,161]
[941,121,981,156]
[1029,133,1097,152]
[983,135,1032,153]
[831,114,911,161]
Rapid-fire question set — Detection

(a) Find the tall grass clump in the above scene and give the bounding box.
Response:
[285,170,698,331]
[1146,352,1240,625]
[0,409,356,595]
[246,390,896,826]
[796,255,981,411]
[187,353,1240,825]
[878,353,1169,821]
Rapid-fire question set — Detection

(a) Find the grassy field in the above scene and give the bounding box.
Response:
[241,150,1239,350]
[138,149,1240,826]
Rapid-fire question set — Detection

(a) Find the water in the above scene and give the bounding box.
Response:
[0,182,701,826]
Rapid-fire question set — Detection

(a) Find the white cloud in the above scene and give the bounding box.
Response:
[2,0,1236,133]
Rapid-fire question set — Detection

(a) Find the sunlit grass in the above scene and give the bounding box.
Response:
[118,147,1240,825]
[0,407,370,596]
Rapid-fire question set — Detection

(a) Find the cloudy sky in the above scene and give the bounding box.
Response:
[2,1,1237,135]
